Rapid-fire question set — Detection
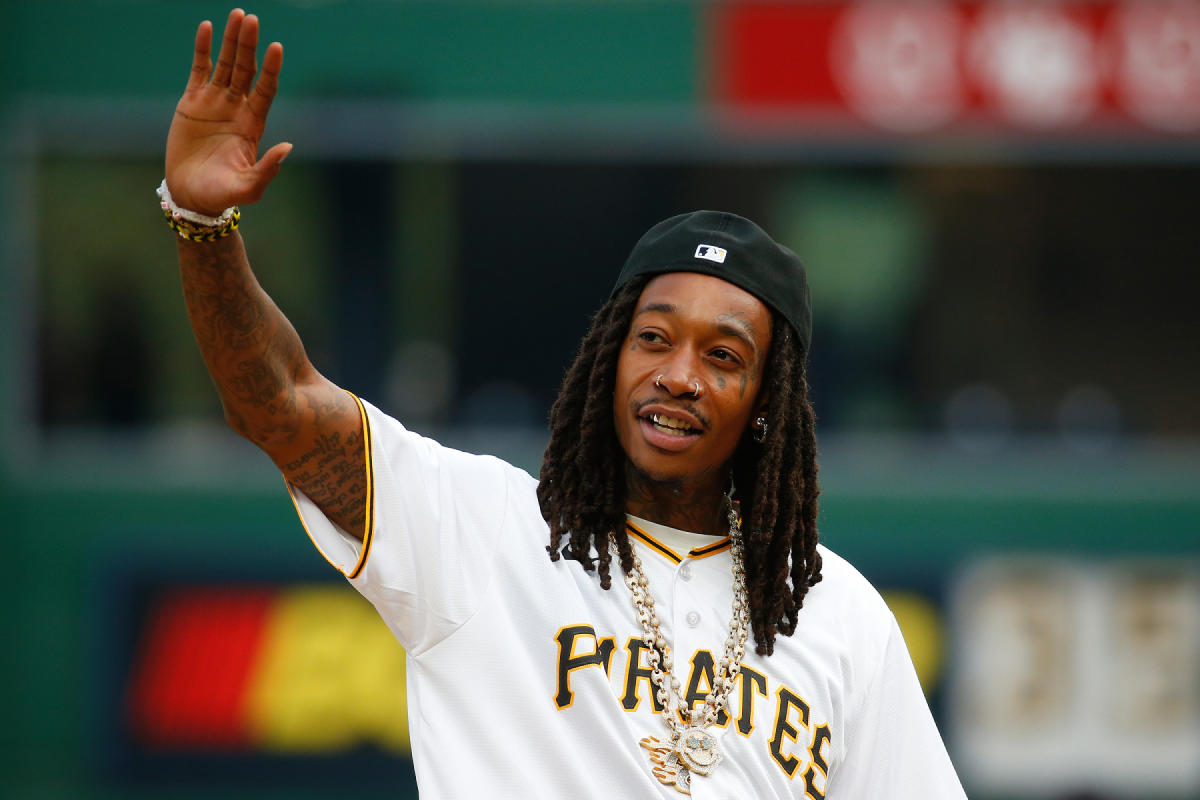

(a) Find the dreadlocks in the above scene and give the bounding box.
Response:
[538,277,822,656]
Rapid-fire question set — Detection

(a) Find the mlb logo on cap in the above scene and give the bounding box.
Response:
[694,244,727,263]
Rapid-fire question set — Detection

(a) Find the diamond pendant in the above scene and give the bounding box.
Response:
[677,726,722,775]
[641,729,722,795]
[641,737,692,794]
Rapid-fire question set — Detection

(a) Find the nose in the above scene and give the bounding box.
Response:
[650,341,706,398]
[654,367,703,400]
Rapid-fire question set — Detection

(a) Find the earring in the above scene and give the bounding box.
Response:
[752,415,767,443]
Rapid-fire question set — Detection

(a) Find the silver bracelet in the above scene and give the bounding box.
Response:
[156,179,236,227]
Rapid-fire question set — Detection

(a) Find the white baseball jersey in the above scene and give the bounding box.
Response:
[288,396,966,799]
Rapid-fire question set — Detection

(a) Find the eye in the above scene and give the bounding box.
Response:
[710,347,742,365]
[638,330,668,346]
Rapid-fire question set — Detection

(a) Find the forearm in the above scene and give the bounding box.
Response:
[167,11,366,537]
[177,231,310,447]
[176,231,368,537]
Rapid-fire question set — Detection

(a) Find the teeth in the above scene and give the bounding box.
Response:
[651,413,693,434]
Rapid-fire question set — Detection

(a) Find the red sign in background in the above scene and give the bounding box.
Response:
[124,584,411,755]
[711,1,1200,134]
[127,588,278,749]
[103,574,416,790]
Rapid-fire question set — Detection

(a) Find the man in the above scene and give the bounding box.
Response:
[163,9,965,798]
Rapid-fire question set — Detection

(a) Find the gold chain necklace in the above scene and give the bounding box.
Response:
[614,493,749,795]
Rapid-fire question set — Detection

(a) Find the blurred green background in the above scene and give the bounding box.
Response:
[3,1,1198,798]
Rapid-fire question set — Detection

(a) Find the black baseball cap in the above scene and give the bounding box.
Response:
[611,211,812,357]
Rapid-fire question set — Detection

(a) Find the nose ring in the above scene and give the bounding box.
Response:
[655,374,702,397]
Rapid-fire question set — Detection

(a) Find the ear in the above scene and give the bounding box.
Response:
[753,389,770,421]
[747,398,770,444]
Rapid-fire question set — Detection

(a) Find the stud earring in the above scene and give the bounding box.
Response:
[752,415,767,443]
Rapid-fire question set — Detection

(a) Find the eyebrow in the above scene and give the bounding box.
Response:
[716,321,757,355]
[635,303,759,356]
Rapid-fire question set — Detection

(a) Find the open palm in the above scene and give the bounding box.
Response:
[165,9,292,217]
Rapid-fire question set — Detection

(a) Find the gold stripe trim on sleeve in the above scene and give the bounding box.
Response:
[284,480,349,574]
[345,392,375,579]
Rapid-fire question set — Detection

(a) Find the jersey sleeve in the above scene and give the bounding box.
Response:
[286,395,523,655]
[827,614,967,799]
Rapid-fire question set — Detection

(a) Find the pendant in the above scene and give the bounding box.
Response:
[641,737,691,795]
[641,729,722,795]
[677,726,722,775]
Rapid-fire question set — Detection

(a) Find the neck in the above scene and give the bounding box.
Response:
[623,462,729,536]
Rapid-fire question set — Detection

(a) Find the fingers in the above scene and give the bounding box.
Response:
[207,9,267,101]
[210,8,245,88]
[246,41,282,119]
[229,14,260,96]
[187,21,213,90]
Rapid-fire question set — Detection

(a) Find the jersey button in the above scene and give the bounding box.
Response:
[686,611,701,627]
[679,563,692,581]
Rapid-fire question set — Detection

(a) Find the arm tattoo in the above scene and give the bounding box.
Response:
[283,427,368,537]
[177,234,367,537]
[178,235,306,433]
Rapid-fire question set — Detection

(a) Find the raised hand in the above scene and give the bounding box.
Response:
[165,9,292,217]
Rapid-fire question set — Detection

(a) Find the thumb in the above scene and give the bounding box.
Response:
[260,141,293,170]
[247,141,293,198]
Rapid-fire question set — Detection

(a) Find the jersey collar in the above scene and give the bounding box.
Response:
[625,515,732,564]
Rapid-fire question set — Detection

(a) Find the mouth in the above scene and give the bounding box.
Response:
[641,411,701,437]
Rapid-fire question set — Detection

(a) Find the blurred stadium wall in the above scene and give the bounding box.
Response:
[2,2,1198,799]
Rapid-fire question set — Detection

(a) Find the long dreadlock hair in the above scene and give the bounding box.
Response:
[538,276,823,656]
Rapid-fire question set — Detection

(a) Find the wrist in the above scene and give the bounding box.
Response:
[157,179,240,242]
[158,180,235,224]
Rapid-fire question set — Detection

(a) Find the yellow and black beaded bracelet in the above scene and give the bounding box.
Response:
[163,207,241,242]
